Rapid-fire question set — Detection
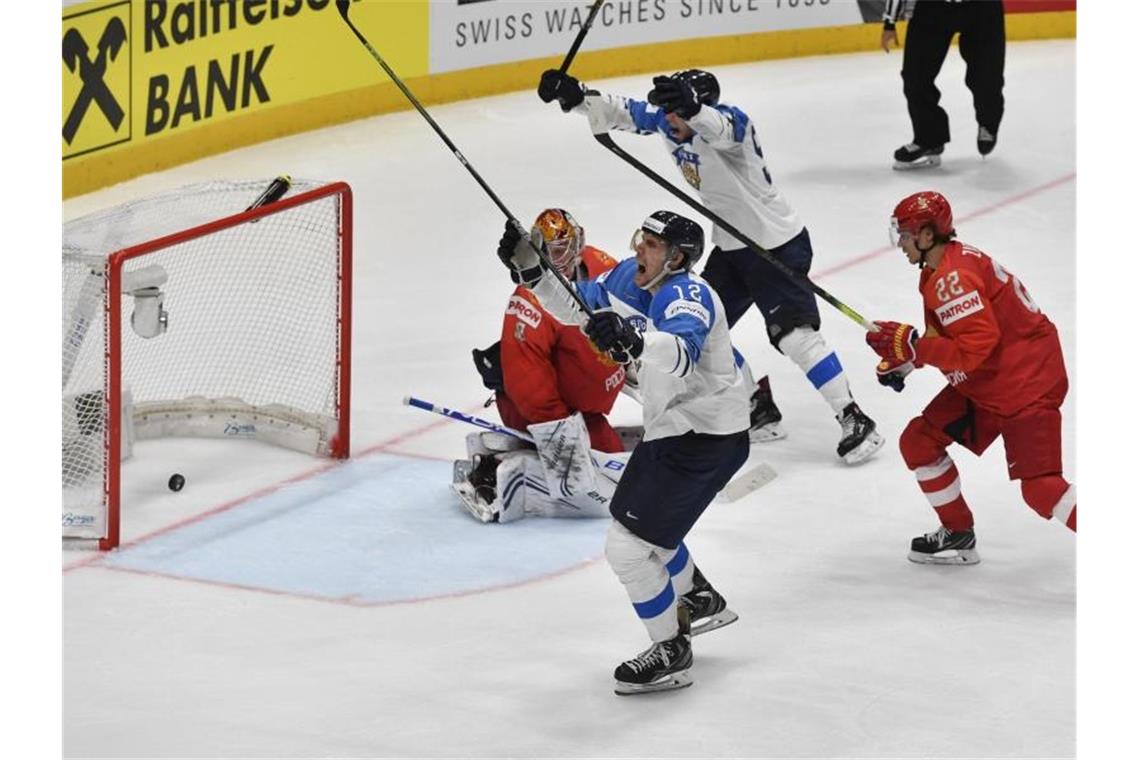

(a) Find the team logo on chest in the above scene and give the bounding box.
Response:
[672,145,701,190]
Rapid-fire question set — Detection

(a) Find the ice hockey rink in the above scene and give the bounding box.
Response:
[54,38,1093,759]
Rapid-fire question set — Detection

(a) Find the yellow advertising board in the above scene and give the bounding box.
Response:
[63,0,428,196]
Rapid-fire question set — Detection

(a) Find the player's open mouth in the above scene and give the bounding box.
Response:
[637,264,646,274]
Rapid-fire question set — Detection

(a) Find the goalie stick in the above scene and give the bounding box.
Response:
[335,0,593,317]
[590,130,876,332]
[402,396,776,499]
[62,175,294,390]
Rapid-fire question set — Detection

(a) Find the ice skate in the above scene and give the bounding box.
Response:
[836,402,884,464]
[892,142,943,170]
[977,126,997,156]
[613,633,693,696]
[681,567,739,636]
[450,454,501,522]
[908,525,980,565]
[748,376,787,443]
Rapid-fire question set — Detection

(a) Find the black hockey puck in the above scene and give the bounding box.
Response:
[168,473,185,492]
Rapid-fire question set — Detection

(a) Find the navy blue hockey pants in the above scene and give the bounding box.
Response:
[699,226,820,348]
[610,429,751,550]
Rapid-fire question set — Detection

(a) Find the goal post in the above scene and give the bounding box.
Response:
[63,180,353,550]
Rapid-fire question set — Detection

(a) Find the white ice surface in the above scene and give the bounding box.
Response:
[63,41,1075,758]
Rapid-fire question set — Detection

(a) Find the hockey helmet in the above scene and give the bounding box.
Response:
[891,191,955,246]
[532,208,584,276]
[672,69,720,107]
[637,210,705,270]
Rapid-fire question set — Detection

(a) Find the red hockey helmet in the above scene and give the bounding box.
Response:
[890,191,955,246]
[532,208,584,277]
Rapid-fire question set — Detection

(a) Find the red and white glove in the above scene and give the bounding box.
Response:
[875,357,914,392]
[866,320,919,363]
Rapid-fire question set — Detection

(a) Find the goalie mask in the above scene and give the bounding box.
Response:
[532,208,585,279]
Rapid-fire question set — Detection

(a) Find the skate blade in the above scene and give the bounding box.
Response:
[691,609,739,636]
[452,459,473,484]
[718,463,778,502]
[614,670,693,696]
[907,548,981,565]
[893,155,942,170]
[450,482,497,523]
[749,422,787,443]
[841,431,885,465]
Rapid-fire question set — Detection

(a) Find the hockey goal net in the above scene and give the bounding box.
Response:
[63,179,352,550]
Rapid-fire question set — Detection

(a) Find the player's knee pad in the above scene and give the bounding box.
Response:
[899,416,948,470]
[776,325,847,393]
[604,521,659,584]
[1020,475,1074,522]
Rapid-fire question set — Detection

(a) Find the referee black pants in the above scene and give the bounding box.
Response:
[902,0,1006,147]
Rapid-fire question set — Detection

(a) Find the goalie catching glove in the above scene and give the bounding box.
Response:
[497,219,545,286]
[585,311,643,365]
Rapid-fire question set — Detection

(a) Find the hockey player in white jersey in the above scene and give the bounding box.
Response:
[537,67,884,464]
[501,209,750,695]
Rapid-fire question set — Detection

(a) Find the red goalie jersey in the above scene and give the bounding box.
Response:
[496,245,627,452]
[914,241,1066,416]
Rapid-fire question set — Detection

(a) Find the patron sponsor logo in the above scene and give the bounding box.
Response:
[506,295,542,328]
[935,290,984,326]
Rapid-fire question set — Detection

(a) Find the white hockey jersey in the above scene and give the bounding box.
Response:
[578,92,804,251]
[568,258,751,442]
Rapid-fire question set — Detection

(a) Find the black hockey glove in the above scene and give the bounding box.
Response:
[537,69,585,112]
[472,342,504,393]
[497,219,545,286]
[585,311,644,365]
[647,75,701,119]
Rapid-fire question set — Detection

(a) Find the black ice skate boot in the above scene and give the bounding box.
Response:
[836,402,885,465]
[977,126,998,156]
[749,375,787,443]
[893,142,944,170]
[908,525,980,565]
[613,632,693,695]
[681,566,739,636]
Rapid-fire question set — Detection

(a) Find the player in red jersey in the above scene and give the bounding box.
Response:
[496,208,626,453]
[866,191,1075,564]
[454,209,630,523]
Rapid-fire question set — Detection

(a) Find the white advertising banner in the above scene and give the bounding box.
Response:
[429,0,865,74]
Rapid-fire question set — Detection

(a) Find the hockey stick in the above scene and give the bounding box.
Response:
[245,174,291,212]
[403,396,535,443]
[404,396,776,498]
[558,0,606,74]
[591,131,875,331]
[335,0,593,317]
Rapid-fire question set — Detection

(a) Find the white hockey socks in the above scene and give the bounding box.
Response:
[778,326,853,415]
[605,521,690,643]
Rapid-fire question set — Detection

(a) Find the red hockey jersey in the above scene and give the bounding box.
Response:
[499,245,625,434]
[914,241,1067,416]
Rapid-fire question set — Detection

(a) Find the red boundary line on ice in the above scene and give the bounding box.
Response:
[93,554,603,608]
[64,174,1075,594]
[62,411,467,572]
